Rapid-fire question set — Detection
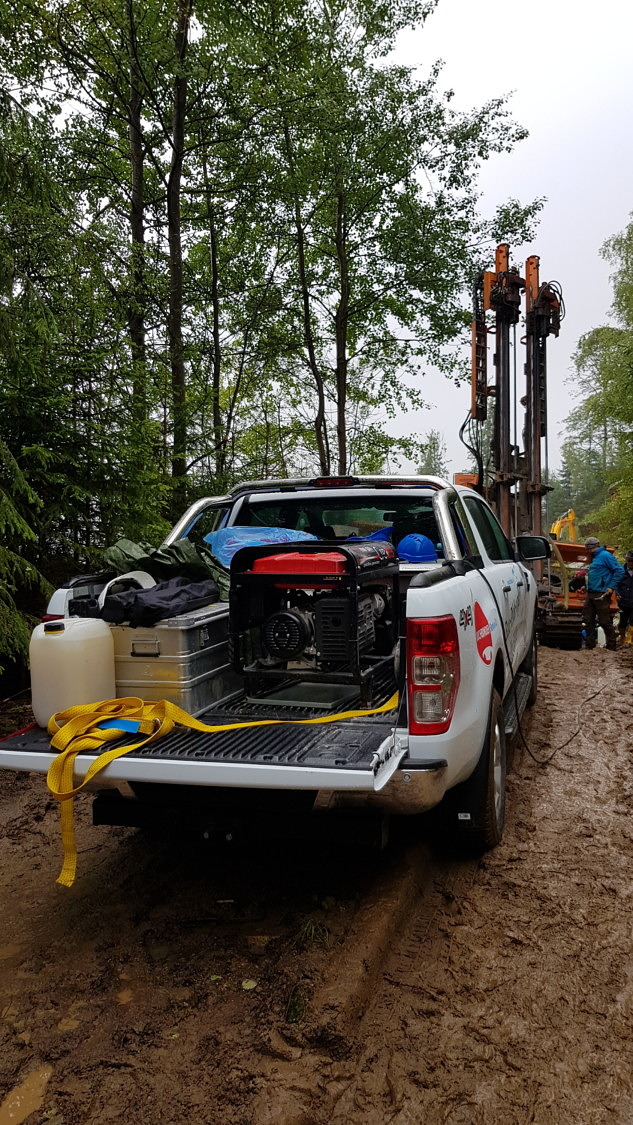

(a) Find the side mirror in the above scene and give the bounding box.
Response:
[515,535,552,562]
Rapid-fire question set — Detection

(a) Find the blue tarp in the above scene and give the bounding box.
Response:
[204,526,317,568]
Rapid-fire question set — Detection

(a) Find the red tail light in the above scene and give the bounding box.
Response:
[406,616,460,735]
[41,614,64,623]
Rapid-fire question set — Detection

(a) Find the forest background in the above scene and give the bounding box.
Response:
[1,0,631,675]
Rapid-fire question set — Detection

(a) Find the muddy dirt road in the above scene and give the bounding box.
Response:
[1,646,633,1125]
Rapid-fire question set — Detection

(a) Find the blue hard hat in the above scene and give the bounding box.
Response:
[397,533,438,562]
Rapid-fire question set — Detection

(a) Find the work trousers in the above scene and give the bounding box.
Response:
[618,605,633,634]
[584,591,617,650]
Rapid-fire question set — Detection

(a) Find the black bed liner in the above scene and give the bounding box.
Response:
[3,692,401,773]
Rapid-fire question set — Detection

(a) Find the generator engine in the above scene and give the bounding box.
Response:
[229,541,399,703]
[261,588,384,666]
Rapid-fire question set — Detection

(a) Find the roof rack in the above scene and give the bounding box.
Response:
[228,474,448,496]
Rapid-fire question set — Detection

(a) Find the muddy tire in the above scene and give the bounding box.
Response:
[438,688,506,853]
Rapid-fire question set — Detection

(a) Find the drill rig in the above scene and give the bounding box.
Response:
[467,243,562,536]
[465,244,587,648]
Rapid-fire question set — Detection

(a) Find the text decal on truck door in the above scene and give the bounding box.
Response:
[459,605,473,630]
[474,602,493,665]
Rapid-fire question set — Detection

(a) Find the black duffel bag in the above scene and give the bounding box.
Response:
[101,576,220,628]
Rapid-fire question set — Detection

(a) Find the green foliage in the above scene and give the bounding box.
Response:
[0,439,50,671]
[0,0,540,648]
[0,95,53,669]
[491,196,544,246]
[554,216,633,547]
[546,407,614,529]
[416,428,449,477]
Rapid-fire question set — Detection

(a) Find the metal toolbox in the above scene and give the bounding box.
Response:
[110,603,242,714]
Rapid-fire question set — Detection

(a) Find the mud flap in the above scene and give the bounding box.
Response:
[432,689,506,853]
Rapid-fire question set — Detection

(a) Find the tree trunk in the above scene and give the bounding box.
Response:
[334,187,349,474]
[281,120,329,475]
[167,0,191,515]
[201,152,224,481]
[127,10,146,427]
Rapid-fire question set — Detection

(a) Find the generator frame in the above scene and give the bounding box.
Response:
[229,541,400,705]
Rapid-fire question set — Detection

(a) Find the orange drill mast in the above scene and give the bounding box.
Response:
[469,244,562,539]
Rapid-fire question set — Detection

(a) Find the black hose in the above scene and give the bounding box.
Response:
[458,413,484,492]
[452,558,583,765]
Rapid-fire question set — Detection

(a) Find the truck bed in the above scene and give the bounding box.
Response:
[0,691,404,791]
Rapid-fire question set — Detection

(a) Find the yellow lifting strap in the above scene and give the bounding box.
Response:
[46,692,399,888]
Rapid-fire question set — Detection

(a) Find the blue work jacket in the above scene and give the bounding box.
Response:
[587,547,625,594]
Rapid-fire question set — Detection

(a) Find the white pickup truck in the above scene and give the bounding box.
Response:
[0,475,549,852]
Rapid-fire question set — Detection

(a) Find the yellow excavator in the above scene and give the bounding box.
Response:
[544,509,587,645]
[545,508,620,647]
[549,508,577,542]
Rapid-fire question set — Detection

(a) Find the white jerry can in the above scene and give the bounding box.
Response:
[30,618,116,728]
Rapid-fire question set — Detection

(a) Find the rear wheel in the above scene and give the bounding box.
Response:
[439,688,506,852]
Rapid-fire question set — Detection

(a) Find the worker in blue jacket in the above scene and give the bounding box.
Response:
[584,536,625,650]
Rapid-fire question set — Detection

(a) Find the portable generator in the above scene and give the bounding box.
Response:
[229,541,399,706]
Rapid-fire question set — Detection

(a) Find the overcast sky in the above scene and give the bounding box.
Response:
[389,0,633,475]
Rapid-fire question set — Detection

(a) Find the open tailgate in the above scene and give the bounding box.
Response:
[0,697,405,794]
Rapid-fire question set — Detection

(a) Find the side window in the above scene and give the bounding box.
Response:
[463,498,514,562]
[447,494,479,558]
[186,506,228,542]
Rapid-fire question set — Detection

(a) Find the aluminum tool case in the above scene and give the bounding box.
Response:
[110,603,241,714]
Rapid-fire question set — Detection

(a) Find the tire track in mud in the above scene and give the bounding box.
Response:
[3,648,633,1125]
[287,648,633,1125]
[0,765,399,1125]
[381,857,480,992]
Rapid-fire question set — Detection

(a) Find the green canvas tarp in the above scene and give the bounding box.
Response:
[102,538,231,600]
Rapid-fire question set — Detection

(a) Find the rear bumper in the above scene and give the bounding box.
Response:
[0,738,447,815]
[326,756,448,814]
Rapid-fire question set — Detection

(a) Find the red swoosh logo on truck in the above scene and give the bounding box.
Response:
[474,602,493,665]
